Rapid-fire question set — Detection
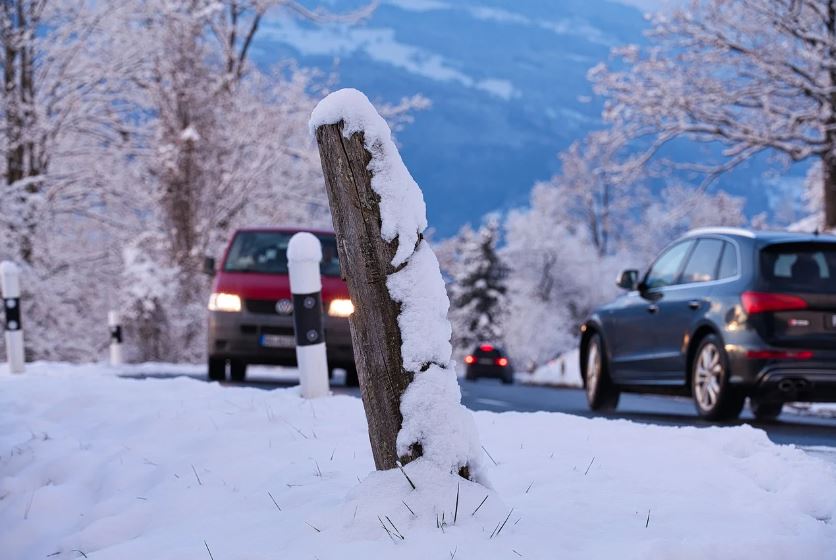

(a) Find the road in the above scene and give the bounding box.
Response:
[121,368,836,455]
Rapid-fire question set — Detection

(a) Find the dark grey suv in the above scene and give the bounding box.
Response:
[581,228,836,421]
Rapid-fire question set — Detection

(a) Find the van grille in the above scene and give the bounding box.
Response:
[246,298,293,315]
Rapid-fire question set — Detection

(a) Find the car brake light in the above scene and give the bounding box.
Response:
[741,291,807,314]
[746,350,813,360]
[496,357,509,367]
[479,344,494,352]
[464,355,475,364]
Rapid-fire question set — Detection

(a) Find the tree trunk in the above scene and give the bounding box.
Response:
[824,152,836,230]
[313,121,418,471]
[826,1,836,230]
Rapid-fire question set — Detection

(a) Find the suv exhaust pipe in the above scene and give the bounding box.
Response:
[777,379,809,393]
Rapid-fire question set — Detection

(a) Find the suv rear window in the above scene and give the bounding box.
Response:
[759,243,836,293]
[223,231,341,277]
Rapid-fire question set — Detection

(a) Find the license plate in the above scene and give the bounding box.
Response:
[260,334,295,348]
[478,358,493,365]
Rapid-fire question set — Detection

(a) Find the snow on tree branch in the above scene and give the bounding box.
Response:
[589,0,836,227]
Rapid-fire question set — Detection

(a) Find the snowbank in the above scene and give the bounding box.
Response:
[523,348,583,388]
[1,366,835,559]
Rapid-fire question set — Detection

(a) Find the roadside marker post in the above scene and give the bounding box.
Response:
[109,310,123,366]
[1,261,24,373]
[288,232,329,398]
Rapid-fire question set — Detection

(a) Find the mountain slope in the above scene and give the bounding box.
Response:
[254,0,796,234]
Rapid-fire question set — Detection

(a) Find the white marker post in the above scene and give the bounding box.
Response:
[1,261,24,373]
[108,310,123,366]
[287,232,329,398]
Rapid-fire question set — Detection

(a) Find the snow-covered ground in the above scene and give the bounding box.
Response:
[2,363,835,559]
[522,348,583,388]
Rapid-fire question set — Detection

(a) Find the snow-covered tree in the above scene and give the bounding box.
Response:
[590,0,836,230]
[0,1,142,360]
[630,183,747,261]
[116,0,374,360]
[556,130,640,256]
[501,182,622,368]
[447,215,508,353]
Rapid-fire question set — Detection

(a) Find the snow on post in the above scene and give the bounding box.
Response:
[310,88,481,479]
[288,232,330,398]
[1,261,25,373]
[108,310,124,366]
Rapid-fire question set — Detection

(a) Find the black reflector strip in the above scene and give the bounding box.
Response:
[292,292,324,346]
[4,297,20,331]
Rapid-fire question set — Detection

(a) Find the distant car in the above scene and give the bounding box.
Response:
[580,228,836,421]
[206,227,357,385]
[464,344,513,384]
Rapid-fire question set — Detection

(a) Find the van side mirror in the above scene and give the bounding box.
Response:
[616,269,639,291]
[203,256,216,277]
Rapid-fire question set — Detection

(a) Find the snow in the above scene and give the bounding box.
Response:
[1,260,20,296]
[309,88,427,267]
[2,364,835,559]
[179,125,200,142]
[787,403,836,419]
[287,231,322,262]
[395,364,482,478]
[523,349,583,388]
[386,240,452,371]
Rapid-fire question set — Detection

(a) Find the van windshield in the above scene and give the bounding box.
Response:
[223,231,342,277]
[759,242,836,294]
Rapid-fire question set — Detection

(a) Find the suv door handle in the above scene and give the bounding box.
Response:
[688,300,701,310]
[647,304,659,314]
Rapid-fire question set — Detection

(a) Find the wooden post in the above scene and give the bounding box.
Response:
[313,121,418,471]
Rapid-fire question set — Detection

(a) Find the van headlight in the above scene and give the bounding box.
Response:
[208,292,242,312]
[328,298,354,317]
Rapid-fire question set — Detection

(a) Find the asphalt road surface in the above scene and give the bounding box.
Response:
[122,369,836,456]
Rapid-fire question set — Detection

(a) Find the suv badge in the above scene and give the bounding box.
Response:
[275,299,293,315]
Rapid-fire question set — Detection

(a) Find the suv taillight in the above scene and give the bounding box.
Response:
[741,291,807,314]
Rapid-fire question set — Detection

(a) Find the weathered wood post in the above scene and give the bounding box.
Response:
[310,89,480,478]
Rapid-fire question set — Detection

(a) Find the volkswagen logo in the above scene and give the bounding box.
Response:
[275,299,293,315]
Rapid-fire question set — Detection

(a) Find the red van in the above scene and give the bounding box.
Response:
[206,227,357,385]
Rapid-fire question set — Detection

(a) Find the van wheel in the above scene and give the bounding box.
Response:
[208,357,226,381]
[344,364,359,387]
[750,398,783,422]
[229,359,247,382]
[584,333,619,411]
[691,335,744,421]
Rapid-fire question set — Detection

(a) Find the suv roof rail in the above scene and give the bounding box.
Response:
[686,227,756,238]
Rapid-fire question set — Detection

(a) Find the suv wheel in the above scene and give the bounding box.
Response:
[208,357,226,381]
[229,359,247,382]
[750,398,783,422]
[691,335,744,421]
[584,333,619,411]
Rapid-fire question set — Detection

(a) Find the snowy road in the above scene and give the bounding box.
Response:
[122,368,836,453]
